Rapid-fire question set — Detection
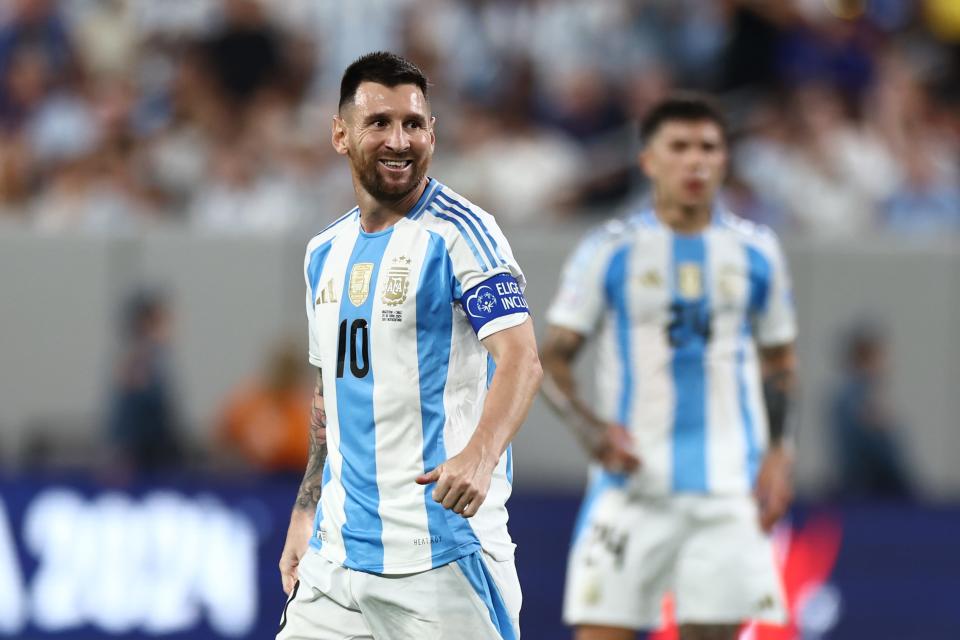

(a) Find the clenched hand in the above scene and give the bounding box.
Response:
[416,442,497,518]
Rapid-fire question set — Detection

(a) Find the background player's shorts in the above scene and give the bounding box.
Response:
[277,548,521,640]
[563,490,787,630]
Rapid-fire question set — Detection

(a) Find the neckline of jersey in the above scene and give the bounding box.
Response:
[356,223,396,238]
[354,177,439,237]
[405,176,440,219]
[635,204,726,236]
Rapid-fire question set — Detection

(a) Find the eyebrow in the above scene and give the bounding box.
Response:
[362,111,428,126]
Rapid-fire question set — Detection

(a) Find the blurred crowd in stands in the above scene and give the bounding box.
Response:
[0,0,959,236]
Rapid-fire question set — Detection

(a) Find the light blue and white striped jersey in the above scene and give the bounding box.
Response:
[303,178,529,575]
[547,209,796,497]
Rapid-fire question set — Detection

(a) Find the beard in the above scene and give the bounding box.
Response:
[354,153,429,203]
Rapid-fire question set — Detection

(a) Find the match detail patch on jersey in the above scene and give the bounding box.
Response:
[462,273,528,335]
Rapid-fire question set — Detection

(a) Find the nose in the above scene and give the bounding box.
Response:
[685,149,707,173]
[385,122,409,153]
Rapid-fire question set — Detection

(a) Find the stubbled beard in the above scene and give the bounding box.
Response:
[357,157,427,203]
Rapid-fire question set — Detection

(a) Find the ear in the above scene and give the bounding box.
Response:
[331,115,349,156]
[429,115,437,152]
[638,148,653,179]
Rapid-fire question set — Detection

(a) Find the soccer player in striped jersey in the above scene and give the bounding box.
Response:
[276,52,541,640]
[541,94,797,640]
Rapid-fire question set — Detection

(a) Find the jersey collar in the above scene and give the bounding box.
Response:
[405,177,442,220]
[631,202,727,231]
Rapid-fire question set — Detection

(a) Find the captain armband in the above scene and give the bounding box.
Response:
[461,273,529,335]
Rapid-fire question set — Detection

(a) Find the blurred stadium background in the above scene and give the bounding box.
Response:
[1,0,959,638]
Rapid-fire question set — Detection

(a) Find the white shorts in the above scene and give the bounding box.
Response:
[563,490,787,630]
[277,548,521,639]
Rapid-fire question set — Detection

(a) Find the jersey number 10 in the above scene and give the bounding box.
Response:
[336,319,370,378]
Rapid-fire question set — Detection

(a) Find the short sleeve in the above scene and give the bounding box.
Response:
[546,227,621,335]
[306,286,322,367]
[754,235,797,346]
[446,212,529,341]
[304,241,328,368]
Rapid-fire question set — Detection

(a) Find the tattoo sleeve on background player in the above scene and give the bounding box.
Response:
[763,370,794,446]
[540,327,605,452]
[295,369,327,512]
[759,344,798,447]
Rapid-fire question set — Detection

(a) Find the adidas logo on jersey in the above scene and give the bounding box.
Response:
[316,278,338,305]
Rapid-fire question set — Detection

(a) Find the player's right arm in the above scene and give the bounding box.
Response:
[541,224,640,473]
[541,326,639,472]
[278,368,326,595]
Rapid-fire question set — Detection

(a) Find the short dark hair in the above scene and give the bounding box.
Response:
[639,92,727,145]
[339,51,429,111]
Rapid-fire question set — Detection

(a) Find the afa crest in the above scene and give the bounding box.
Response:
[348,263,374,306]
[718,264,745,302]
[381,256,411,307]
[677,263,703,300]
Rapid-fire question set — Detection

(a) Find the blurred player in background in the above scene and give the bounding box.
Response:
[541,93,797,640]
[276,52,541,639]
[106,287,183,473]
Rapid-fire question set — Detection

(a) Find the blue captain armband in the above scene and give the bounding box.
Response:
[461,273,529,335]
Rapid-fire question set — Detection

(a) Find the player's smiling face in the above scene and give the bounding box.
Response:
[333,81,435,204]
[641,119,727,209]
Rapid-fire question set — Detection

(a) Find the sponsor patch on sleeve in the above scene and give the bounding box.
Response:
[461,273,529,335]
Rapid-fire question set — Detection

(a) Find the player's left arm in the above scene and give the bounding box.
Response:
[756,341,797,532]
[417,318,542,517]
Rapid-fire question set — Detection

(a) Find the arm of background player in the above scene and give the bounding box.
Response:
[755,342,797,532]
[540,324,640,472]
[417,318,542,518]
[278,368,327,594]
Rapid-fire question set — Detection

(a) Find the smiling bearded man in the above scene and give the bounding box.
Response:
[274,52,542,640]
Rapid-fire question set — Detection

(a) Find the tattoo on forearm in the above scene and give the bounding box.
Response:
[540,328,605,452]
[763,370,795,445]
[295,370,327,512]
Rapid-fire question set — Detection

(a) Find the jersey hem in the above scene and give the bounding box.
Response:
[624,484,758,499]
[755,328,797,347]
[563,611,655,632]
[323,540,482,576]
[544,310,592,335]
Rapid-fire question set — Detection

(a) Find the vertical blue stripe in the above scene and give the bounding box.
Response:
[307,241,334,302]
[435,191,506,265]
[456,551,518,640]
[671,235,709,493]
[741,245,772,486]
[486,354,496,389]
[745,245,771,314]
[571,469,626,546]
[336,228,392,572]
[428,205,490,271]
[604,245,633,425]
[736,330,761,487]
[417,231,480,567]
[505,445,513,485]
